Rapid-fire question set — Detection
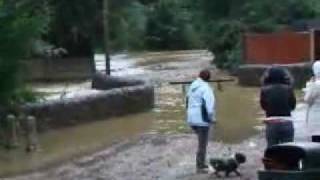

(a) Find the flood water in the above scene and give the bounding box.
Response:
[0,51,261,177]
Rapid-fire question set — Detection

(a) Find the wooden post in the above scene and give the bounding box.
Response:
[310,29,315,62]
[5,114,19,149]
[25,116,38,152]
[169,78,235,85]
[182,84,190,96]
[103,0,111,75]
[242,33,247,64]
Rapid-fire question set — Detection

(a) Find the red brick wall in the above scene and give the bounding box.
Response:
[244,31,311,64]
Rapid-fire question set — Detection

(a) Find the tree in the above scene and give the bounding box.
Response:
[103,0,111,75]
[47,0,97,57]
[145,0,199,50]
[0,0,50,107]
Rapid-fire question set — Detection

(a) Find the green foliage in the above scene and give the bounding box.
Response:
[0,0,49,106]
[21,0,320,57]
[47,0,97,56]
[105,0,320,53]
[108,1,147,50]
[241,0,317,30]
[11,87,41,105]
[206,20,245,70]
[46,0,204,52]
[145,0,200,50]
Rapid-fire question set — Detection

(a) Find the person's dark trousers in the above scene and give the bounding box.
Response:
[266,121,294,147]
[192,126,209,169]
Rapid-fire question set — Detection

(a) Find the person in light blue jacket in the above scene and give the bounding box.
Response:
[186,69,216,173]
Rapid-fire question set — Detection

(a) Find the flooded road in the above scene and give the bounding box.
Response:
[3,50,262,177]
[0,115,153,177]
[153,82,261,143]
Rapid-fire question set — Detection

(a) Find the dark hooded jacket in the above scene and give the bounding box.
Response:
[260,67,296,117]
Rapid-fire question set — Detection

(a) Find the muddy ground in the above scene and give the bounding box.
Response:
[10,133,266,180]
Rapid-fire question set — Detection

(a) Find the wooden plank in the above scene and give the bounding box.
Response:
[169,78,235,85]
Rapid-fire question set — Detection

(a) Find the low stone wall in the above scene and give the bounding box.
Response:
[25,57,93,82]
[237,63,312,88]
[23,75,154,131]
[92,73,145,90]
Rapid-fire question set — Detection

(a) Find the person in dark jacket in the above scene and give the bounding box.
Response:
[260,66,296,147]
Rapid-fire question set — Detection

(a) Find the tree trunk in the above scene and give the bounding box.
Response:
[103,0,111,75]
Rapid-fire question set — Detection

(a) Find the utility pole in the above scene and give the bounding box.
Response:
[103,0,111,75]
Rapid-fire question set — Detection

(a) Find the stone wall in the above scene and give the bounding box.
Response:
[25,57,93,82]
[237,63,312,88]
[23,75,154,131]
[92,73,145,90]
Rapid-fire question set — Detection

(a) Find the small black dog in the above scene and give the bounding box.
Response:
[209,153,246,177]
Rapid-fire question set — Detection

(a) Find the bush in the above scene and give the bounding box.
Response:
[206,20,245,70]
[145,0,201,50]
[0,1,49,107]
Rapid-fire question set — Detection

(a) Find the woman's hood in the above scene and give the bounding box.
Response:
[313,61,320,78]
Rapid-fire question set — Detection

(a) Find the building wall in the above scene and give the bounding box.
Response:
[244,31,311,64]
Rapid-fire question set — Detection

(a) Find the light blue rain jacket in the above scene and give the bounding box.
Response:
[186,78,215,127]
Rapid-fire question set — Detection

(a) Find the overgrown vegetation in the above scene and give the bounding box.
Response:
[47,0,97,57]
[144,0,202,50]
[0,0,50,107]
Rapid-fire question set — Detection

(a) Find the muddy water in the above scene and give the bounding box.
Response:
[0,51,261,177]
[0,114,154,176]
[153,82,261,143]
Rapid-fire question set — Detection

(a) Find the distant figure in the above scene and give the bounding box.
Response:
[260,66,296,147]
[304,61,320,140]
[186,69,216,173]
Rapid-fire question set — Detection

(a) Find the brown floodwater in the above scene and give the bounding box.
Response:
[0,114,154,177]
[0,51,261,177]
[153,82,261,143]
[0,82,260,177]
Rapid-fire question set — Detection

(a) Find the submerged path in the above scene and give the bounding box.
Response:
[10,104,311,180]
[5,50,312,179]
